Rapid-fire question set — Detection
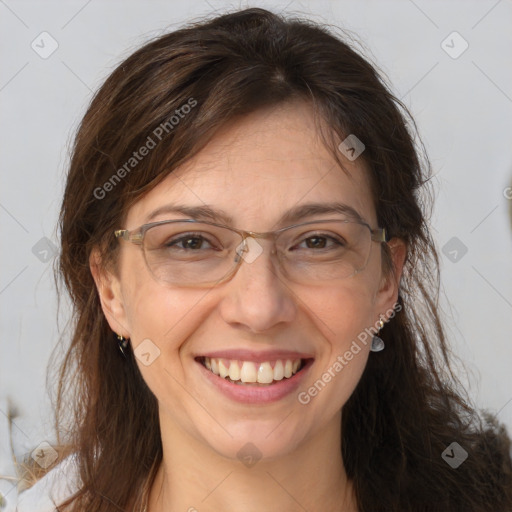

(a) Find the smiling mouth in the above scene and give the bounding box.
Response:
[197,356,310,386]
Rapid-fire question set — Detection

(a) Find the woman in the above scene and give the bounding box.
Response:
[17,7,512,512]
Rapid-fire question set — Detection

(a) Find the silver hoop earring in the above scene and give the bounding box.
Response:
[370,317,385,352]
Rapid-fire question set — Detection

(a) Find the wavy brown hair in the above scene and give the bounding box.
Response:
[25,7,512,511]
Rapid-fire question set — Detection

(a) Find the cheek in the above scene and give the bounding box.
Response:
[120,274,207,416]
[295,281,376,420]
[118,250,199,351]
[301,277,378,351]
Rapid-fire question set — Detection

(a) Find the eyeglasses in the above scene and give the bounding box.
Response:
[114,218,387,287]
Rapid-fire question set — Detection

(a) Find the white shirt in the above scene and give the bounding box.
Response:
[16,455,79,512]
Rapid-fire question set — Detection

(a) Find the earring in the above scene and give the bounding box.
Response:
[370,316,385,352]
[116,334,129,358]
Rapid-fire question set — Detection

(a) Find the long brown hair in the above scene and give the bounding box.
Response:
[29,7,512,511]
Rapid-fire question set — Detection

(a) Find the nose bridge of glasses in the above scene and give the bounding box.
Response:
[233,232,270,266]
[237,230,279,258]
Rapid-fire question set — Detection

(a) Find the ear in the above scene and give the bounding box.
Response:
[373,237,407,317]
[89,248,131,338]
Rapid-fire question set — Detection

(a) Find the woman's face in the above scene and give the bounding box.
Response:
[95,101,404,461]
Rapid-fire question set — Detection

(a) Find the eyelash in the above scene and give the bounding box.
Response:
[163,232,345,251]
[165,233,219,250]
[292,234,345,251]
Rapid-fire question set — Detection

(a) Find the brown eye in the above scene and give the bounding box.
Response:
[163,233,219,251]
[304,236,327,249]
[294,234,345,251]
[170,236,209,250]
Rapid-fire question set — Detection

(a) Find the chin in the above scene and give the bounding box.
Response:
[200,418,308,464]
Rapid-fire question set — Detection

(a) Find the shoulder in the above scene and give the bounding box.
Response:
[16,454,80,512]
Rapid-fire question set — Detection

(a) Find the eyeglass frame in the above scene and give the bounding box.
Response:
[114,218,388,287]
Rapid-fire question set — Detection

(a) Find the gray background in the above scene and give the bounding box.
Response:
[1,0,511,506]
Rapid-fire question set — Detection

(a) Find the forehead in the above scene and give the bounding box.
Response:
[126,101,376,230]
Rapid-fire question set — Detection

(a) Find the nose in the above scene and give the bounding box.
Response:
[218,237,297,333]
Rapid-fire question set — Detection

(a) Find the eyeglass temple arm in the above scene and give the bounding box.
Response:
[114,229,129,240]
[114,229,144,244]
[371,228,387,243]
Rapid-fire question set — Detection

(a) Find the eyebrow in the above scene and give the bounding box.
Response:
[145,201,367,227]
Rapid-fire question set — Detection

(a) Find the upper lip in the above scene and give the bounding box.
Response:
[196,349,314,363]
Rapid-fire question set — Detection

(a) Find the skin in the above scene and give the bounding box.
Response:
[92,100,406,512]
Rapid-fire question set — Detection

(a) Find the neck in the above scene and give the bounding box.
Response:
[147,409,357,512]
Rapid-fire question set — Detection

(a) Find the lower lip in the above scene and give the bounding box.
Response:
[197,359,313,404]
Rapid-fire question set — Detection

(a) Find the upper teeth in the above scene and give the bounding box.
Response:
[204,357,302,384]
